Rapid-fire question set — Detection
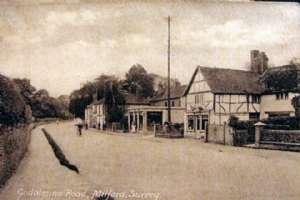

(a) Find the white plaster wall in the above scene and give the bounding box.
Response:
[186,92,214,110]
[162,109,184,124]
[260,92,299,119]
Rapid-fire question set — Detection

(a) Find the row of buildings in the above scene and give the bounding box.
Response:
[85,50,300,140]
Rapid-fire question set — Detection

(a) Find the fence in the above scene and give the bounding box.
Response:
[255,123,300,151]
[0,124,32,187]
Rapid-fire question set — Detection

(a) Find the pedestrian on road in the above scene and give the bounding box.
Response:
[75,118,83,136]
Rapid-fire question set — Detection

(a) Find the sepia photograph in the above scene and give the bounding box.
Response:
[0,0,300,199]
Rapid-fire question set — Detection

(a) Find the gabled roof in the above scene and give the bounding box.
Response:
[184,66,264,95]
[150,85,186,102]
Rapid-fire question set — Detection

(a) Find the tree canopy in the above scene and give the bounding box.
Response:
[13,78,70,119]
[0,75,30,126]
[124,64,154,98]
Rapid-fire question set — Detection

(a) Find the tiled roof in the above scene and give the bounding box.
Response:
[150,85,186,102]
[184,66,264,95]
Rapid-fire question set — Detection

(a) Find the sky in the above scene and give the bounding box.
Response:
[0,0,299,97]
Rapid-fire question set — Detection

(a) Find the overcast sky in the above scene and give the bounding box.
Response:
[0,1,299,97]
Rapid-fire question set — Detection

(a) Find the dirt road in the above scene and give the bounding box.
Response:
[1,122,300,200]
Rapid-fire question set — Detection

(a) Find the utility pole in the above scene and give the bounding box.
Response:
[167,16,171,123]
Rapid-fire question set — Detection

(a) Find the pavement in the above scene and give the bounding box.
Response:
[1,121,300,200]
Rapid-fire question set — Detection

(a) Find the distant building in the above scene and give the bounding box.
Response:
[84,85,187,133]
[85,99,106,129]
[126,85,186,133]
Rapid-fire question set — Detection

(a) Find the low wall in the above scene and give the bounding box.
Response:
[0,124,31,187]
[207,123,233,145]
[258,129,300,151]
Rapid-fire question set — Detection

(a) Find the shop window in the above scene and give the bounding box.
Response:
[201,115,208,131]
[188,117,194,130]
[197,117,200,130]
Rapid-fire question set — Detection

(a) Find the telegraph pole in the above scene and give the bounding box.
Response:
[167,16,171,123]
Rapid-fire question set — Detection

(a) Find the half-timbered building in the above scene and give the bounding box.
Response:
[182,66,263,136]
[182,50,300,138]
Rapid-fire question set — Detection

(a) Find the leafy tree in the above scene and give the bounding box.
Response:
[13,78,36,105]
[69,75,122,119]
[14,79,69,119]
[124,64,154,97]
[103,79,125,123]
[0,75,30,126]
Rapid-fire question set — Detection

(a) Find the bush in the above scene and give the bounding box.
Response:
[261,116,300,130]
[228,115,254,129]
[0,74,29,126]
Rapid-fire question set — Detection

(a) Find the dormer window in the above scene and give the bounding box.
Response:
[276,92,289,100]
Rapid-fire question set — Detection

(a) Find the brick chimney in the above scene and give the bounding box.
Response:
[250,50,268,74]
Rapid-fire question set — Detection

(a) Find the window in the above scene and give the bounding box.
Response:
[249,112,260,121]
[268,112,290,119]
[165,101,168,107]
[276,92,289,100]
[196,115,208,131]
[171,101,175,107]
[201,115,208,131]
[197,117,200,130]
[194,94,204,105]
[199,94,204,104]
[251,95,260,103]
[188,116,194,130]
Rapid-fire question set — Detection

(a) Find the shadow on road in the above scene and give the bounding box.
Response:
[42,128,80,174]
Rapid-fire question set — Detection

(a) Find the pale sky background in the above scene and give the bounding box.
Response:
[0,0,299,97]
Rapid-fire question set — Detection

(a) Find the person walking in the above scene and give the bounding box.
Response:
[75,118,83,136]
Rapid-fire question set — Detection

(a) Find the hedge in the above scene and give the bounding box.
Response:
[0,74,29,126]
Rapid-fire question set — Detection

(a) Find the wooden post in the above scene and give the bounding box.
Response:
[223,121,226,145]
[143,111,147,132]
[137,112,140,132]
[167,16,171,124]
[128,112,131,132]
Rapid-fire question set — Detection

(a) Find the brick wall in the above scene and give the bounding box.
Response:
[0,124,31,187]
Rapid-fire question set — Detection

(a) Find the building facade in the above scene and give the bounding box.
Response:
[85,99,106,129]
[183,50,300,137]
[126,85,186,133]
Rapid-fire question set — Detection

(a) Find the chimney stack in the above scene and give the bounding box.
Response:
[250,50,268,74]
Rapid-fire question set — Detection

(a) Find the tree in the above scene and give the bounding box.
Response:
[68,75,123,119]
[103,79,125,123]
[13,78,36,105]
[0,74,30,126]
[124,64,154,97]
